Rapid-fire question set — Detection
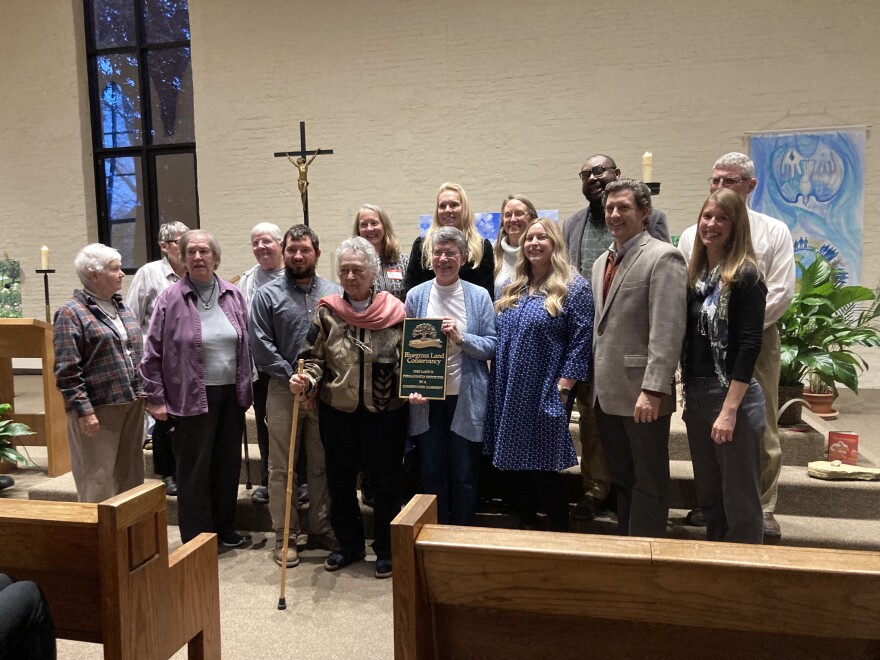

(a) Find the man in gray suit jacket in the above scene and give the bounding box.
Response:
[563,154,671,522]
[590,179,687,538]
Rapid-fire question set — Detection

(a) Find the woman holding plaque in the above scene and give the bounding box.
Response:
[406,227,496,525]
[289,237,407,579]
[484,218,594,532]
[404,182,495,299]
[353,204,409,302]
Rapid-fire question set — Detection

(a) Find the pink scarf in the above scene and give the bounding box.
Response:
[318,290,406,329]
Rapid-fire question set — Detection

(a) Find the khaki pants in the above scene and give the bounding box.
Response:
[753,324,783,511]
[266,379,331,540]
[67,399,146,503]
[575,383,610,501]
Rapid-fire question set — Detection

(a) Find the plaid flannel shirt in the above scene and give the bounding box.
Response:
[53,289,144,418]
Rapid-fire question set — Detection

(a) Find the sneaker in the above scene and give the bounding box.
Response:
[375,559,392,579]
[273,545,300,567]
[251,486,269,504]
[218,530,251,548]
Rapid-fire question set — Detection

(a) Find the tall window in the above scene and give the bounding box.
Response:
[84,0,198,271]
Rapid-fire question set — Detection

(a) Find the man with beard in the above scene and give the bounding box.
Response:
[563,154,670,522]
[249,224,342,567]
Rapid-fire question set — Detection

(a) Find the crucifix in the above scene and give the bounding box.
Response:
[274,121,334,226]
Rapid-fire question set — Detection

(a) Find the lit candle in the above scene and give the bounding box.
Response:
[642,152,653,183]
[40,246,49,270]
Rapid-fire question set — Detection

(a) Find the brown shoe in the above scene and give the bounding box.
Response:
[273,545,300,568]
[763,512,781,538]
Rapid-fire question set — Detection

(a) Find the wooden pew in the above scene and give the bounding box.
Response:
[392,494,880,659]
[0,482,220,659]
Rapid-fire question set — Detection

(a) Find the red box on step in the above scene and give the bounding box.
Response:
[827,431,859,465]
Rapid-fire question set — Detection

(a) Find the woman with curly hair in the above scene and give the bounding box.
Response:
[484,218,594,531]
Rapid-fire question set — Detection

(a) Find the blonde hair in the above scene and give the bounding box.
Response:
[352,204,401,264]
[421,182,484,271]
[687,188,759,290]
[496,218,574,318]
[494,194,538,279]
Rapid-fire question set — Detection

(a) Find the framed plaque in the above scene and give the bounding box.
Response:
[399,318,448,399]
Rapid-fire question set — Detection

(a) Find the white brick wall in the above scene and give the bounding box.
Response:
[3,0,879,385]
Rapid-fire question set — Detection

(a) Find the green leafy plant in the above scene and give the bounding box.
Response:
[0,402,35,466]
[778,250,880,396]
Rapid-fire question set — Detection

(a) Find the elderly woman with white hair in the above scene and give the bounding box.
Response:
[54,243,146,502]
[290,237,407,579]
[237,221,285,505]
[140,230,253,547]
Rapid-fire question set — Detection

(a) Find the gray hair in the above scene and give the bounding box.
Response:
[179,229,222,268]
[713,152,756,179]
[250,222,282,243]
[431,226,468,259]
[158,222,190,245]
[74,243,121,286]
[336,236,379,278]
[603,178,653,212]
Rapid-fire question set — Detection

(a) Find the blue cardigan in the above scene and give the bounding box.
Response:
[405,279,496,443]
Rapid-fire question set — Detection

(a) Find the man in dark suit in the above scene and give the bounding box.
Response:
[563,154,670,521]
[590,179,687,537]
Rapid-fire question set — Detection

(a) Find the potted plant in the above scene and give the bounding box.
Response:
[777,250,880,424]
[0,402,35,471]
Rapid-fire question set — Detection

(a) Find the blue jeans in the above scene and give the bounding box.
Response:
[684,377,765,544]
[415,396,482,525]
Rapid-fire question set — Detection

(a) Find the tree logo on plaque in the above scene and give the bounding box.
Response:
[409,322,443,349]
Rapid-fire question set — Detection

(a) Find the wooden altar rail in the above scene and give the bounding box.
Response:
[0,482,220,659]
[0,318,69,475]
[392,494,880,659]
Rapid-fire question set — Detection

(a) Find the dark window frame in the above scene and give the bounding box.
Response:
[83,0,199,272]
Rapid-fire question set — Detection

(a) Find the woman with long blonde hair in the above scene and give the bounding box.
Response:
[484,218,594,532]
[682,188,766,544]
[404,182,495,299]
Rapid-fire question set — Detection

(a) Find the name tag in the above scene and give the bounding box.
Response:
[387,267,403,281]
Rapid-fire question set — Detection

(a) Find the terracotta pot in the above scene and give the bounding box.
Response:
[777,384,805,426]
[804,389,837,416]
[0,459,15,474]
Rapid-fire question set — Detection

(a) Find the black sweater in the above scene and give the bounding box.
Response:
[404,236,495,300]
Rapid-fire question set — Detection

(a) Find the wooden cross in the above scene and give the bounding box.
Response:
[274,121,334,226]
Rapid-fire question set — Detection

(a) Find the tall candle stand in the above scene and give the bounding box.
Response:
[35,269,55,323]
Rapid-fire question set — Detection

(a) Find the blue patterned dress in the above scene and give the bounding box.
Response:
[483,275,594,471]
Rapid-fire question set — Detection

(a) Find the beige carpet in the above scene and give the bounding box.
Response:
[57,529,395,659]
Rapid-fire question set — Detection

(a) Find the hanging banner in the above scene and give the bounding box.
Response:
[749,127,866,283]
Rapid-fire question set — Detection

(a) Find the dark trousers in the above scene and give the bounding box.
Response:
[415,396,482,525]
[595,401,670,538]
[320,403,406,561]
[151,418,176,478]
[253,372,271,487]
[507,470,570,532]
[0,573,56,660]
[684,377,765,544]
[172,385,245,544]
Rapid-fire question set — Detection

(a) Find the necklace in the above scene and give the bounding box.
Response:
[194,278,217,309]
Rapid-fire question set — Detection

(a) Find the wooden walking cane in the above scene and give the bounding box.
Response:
[278,358,305,610]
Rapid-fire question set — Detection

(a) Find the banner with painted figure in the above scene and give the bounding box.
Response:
[749,128,866,283]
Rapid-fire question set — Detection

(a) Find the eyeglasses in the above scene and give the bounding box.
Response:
[432,250,461,259]
[579,165,615,181]
[503,209,530,220]
[708,176,748,186]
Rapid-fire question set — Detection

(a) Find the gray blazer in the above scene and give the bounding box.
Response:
[563,206,671,272]
[590,232,687,417]
[405,279,496,442]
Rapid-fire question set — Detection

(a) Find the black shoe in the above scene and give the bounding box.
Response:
[0,475,14,491]
[218,530,252,548]
[251,485,269,504]
[570,496,600,521]
[163,475,178,496]
[685,508,708,527]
